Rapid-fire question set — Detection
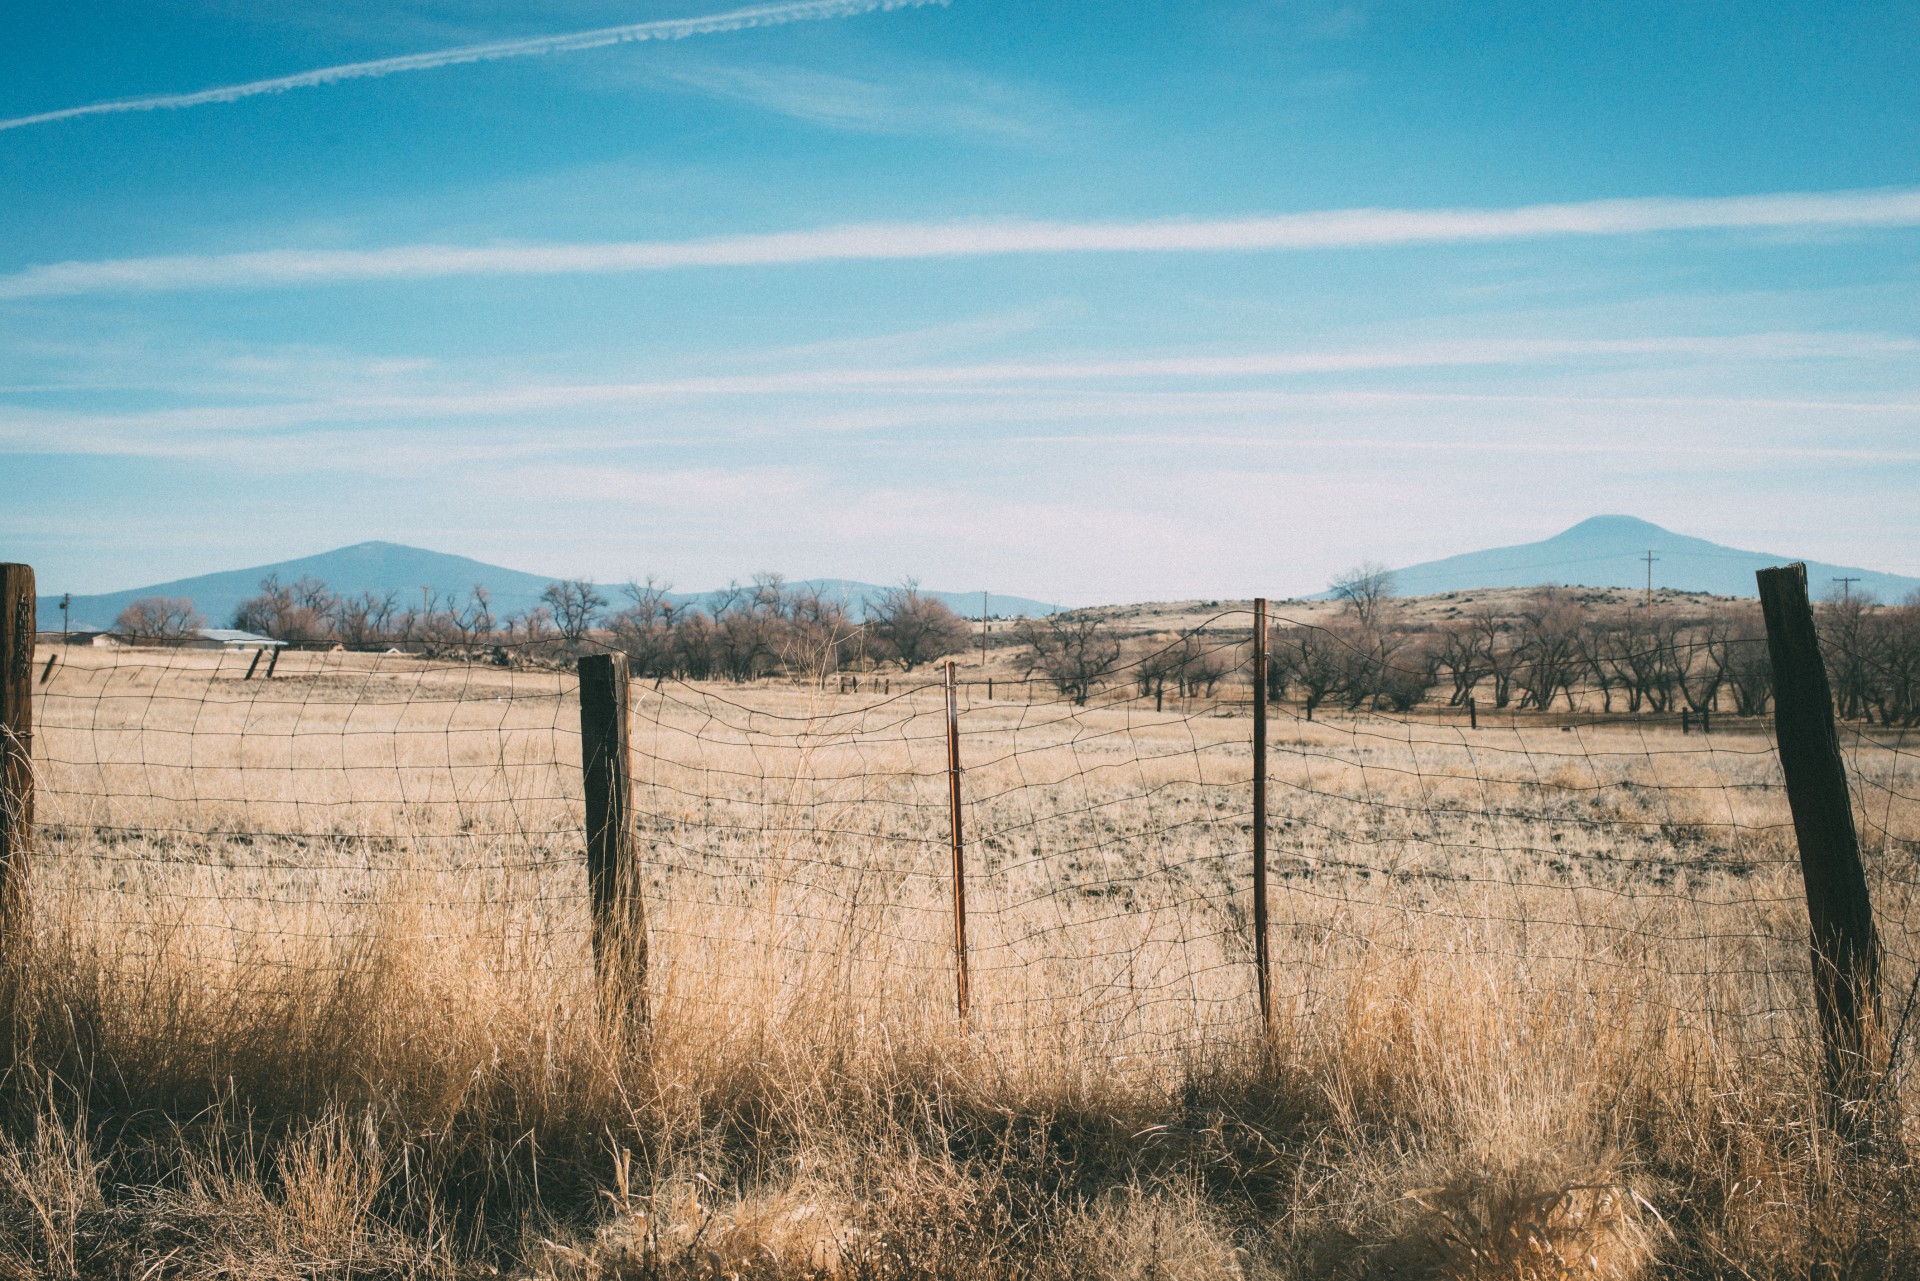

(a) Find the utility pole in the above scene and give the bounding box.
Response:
[1832,576,1860,604]
[1642,550,1659,608]
[59,593,69,644]
[980,591,988,665]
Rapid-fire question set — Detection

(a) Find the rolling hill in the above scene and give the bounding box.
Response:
[36,542,1062,632]
[1385,515,1919,600]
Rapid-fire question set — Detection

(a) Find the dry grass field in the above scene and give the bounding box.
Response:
[4,642,1919,1278]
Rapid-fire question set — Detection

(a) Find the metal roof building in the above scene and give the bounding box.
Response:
[188,628,286,650]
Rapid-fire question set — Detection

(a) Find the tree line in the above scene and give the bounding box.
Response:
[116,573,981,676]
[106,567,1920,726]
[1265,571,1920,727]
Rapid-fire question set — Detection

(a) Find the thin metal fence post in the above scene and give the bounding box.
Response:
[0,565,34,958]
[579,652,649,1026]
[1252,598,1272,1033]
[946,660,970,1022]
[1757,563,1883,1133]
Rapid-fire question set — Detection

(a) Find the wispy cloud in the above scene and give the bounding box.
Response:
[5,332,1915,455]
[637,59,1049,140]
[5,187,1918,298]
[0,0,947,134]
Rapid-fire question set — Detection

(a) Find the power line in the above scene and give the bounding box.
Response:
[1832,576,1861,604]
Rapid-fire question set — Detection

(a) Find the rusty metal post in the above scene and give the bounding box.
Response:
[1252,598,1272,1033]
[0,565,34,956]
[945,660,970,1022]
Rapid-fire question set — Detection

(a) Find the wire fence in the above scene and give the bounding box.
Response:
[19,606,1920,1075]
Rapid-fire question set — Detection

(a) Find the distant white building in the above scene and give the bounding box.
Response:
[188,628,285,651]
[38,625,113,646]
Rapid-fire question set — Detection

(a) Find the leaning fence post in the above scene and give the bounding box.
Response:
[1756,563,1883,1131]
[1252,598,1272,1033]
[945,660,970,1022]
[579,653,649,1025]
[0,565,33,957]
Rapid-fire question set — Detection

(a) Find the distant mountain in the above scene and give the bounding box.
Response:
[1384,515,1919,600]
[35,542,1061,631]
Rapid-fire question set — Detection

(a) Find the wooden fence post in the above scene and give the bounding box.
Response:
[579,653,648,1025]
[1756,563,1883,1131]
[0,565,33,955]
[1252,598,1272,1033]
[945,660,970,1022]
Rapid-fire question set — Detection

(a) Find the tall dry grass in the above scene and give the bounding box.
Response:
[2,646,1918,1278]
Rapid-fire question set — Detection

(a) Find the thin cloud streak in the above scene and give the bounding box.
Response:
[8,331,1911,436]
[0,0,946,133]
[4,187,1918,297]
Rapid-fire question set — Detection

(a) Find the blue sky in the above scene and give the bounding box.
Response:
[3,0,1917,603]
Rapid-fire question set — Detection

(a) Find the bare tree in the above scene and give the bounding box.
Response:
[446,585,495,655]
[1172,632,1230,697]
[868,581,971,672]
[1015,614,1121,705]
[1330,561,1396,627]
[1819,590,1876,721]
[1512,588,1585,711]
[233,574,335,643]
[1369,631,1437,712]
[1865,593,1920,726]
[1269,622,1362,721]
[1434,622,1488,707]
[1675,614,1728,714]
[709,579,779,681]
[1468,605,1519,708]
[542,579,607,647]
[777,582,856,681]
[609,577,681,679]
[1712,607,1773,717]
[333,590,399,647]
[116,596,204,644]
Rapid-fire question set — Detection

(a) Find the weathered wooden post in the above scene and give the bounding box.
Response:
[945,660,970,1022]
[1252,599,1272,1033]
[1756,563,1883,1132]
[0,565,33,957]
[579,653,648,1025]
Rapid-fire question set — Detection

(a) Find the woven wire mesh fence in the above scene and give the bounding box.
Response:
[22,611,1920,1072]
[31,643,590,995]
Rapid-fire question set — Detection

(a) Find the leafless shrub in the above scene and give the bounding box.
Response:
[867,581,971,672]
[1015,613,1122,704]
[114,595,204,644]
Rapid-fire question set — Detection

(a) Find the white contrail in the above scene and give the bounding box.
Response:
[0,0,946,133]
[3,187,1918,299]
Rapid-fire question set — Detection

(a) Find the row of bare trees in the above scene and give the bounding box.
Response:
[217,573,978,676]
[1822,593,1920,727]
[1268,584,1919,725]
[1267,589,1778,721]
[603,577,976,680]
[226,574,597,656]
[118,566,1920,723]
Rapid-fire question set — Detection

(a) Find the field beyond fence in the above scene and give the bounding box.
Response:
[4,572,1920,1278]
